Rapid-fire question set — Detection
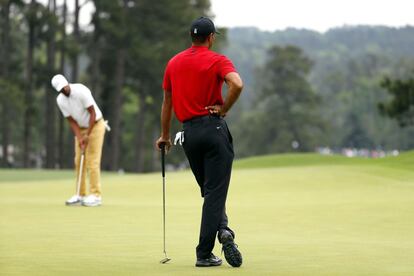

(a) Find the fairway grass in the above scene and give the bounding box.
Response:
[1,154,414,275]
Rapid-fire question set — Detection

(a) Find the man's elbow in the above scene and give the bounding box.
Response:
[226,72,243,94]
[236,80,243,93]
[232,79,243,95]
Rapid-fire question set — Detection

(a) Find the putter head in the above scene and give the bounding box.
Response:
[160,257,171,264]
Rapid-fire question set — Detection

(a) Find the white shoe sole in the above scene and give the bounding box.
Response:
[82,202,102,207]
[65,201,82,206]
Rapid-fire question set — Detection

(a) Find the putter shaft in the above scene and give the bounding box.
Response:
[160,144,170,264]
[76,152,85,196]
[162,175,166,255]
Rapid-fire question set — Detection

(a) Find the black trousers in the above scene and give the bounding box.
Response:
[183,115,235,259]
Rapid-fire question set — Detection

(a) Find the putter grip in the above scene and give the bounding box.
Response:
[160,143,165,177]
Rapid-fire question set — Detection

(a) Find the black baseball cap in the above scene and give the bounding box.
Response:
[190,17,220,36]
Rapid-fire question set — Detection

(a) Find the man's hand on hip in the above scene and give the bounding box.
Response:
[205,105,226,117]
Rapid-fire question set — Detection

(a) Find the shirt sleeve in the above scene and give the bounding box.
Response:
[217,56,237,79]
[79,85,95,108]
[162,62,172,92]
[56,98,70,117]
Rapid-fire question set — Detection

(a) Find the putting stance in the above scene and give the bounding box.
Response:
[156,17,243,267]
[51,74,105,207]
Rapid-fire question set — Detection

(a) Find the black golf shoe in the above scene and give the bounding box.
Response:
[195,253,222,267]
[219,230,243,267]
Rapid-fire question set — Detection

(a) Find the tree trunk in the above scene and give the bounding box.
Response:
[151,127,159,171]
[65,0,80,168]
[71,0,80,82]
[1,1,11,167]
[1,106,9,167]
[44,0,57,168]
[134,94,146,172]
[58,0,67,169]
[23,0,36,168]
[90,0,102,102]
[109,48,126,171]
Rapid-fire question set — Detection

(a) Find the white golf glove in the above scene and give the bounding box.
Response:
[174,131,184,146]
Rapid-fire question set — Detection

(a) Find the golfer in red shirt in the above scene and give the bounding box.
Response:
[156,17,243,267]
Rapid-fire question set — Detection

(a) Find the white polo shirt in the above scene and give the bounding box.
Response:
[56,83,103,128]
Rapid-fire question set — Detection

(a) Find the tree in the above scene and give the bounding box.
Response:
[23,0,63,168]
[0,0,25,167]
[1,0,217,170]
[127,0,211,172]
[0,0,12,166]
[224,27,414,152]
[44,0,58,168]
[71,0,80,82]
[57,0,67,168]
[89,0,102,102]
[63,0,82,168]
[96,0,129,171]
[93,0,212,171]
[23,0,37,167]
[379,76,414,127]
[234,45,324,156]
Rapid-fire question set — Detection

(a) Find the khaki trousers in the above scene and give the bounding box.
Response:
[74,119,105,197]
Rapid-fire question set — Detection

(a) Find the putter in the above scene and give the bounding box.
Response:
[76,150,85,197]
[160,143,171,264]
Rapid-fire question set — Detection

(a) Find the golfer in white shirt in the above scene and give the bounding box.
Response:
[51,74,106,207]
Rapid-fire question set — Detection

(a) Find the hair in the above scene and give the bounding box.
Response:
[191,33,210,44]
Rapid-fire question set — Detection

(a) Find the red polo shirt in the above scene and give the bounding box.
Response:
[162,46,237,122]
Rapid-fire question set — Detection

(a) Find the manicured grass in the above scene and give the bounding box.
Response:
[234,153,365,169]
[234,151,414,170]
[1,153,414,275]
[0,169,75,182]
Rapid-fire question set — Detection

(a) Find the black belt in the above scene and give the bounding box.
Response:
[183,115,221,126]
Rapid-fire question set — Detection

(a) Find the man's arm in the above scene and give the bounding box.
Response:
[79,106,96,149]
[206,72,243,116]
[155,90,173,151]
[67,116,86,150]
[86,106,96,136]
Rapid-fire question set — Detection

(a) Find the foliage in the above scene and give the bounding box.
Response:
[0,0,215,170]
[234,46,324,156]
[90,0,212,171]
[224,26,414,153]
[379,76,414,127]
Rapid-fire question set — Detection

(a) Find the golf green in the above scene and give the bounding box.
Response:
[1,153,414,275]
